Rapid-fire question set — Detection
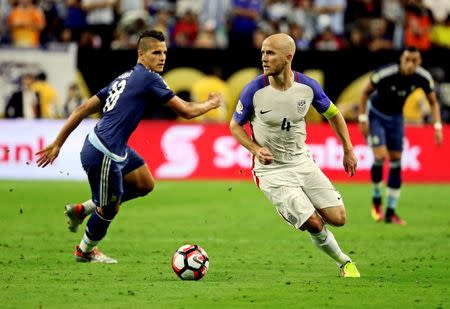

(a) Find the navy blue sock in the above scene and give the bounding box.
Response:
[371,159,384,184]
[86,209,112,241]
[387,160,401,189]
[371,159,384,205]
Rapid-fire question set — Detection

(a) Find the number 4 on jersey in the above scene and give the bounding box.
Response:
[281,118,291,131]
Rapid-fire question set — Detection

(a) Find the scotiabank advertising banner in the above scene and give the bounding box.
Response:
[1,120,449,182]
[0,119,95,179]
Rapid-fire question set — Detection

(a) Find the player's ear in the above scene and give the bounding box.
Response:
[286,53,293,63]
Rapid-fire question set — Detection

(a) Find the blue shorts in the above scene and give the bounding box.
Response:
[80,137,145,207]
[368,108,404,151]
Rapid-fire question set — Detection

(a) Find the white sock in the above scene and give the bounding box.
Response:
[386,188,401,210]
[79,233,98,253]
[310,227,351,267]
[82,199,96,215]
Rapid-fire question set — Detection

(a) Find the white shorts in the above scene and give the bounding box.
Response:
[257,156,343,229]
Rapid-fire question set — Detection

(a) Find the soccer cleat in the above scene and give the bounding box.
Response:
[385,213,406,225]
[74,245,118,264]
[371,204,384,222]
[339,261,360,278]
[65,204,86,233]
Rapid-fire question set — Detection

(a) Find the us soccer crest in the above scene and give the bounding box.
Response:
[297,99,307,113]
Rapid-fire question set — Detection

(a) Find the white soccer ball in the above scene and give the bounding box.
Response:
[172,244,209,280]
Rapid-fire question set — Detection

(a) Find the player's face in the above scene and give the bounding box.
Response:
[400,51,421,75]
[140,41,167,73]
[261,41,286,76]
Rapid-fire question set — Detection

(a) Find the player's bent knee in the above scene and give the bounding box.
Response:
[332,213,346,227]
[139,180,155,196]
[320,205,346,227]
[137,184,153,197]
[331,208,346,226]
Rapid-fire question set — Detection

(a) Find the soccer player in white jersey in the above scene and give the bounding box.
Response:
[229,33,360,277]
[36,30,223,263]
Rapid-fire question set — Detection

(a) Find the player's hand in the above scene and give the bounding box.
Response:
[343,149,357,177]
[35,142,61,168]
[359,121,369,138]
[207,92,224,110]
[256,146,273,165]
[434,128,443,146]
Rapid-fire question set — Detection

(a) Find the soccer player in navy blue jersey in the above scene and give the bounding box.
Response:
[36,30,223,263]
[359,46,443,225]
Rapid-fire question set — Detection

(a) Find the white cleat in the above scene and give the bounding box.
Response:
[74,245,118,264]
[65,204,86,233]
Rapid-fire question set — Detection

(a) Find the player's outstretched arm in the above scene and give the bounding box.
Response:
[358,81,375,137]
[229,118,273,165]
[35,95,102,167]
[328,111,357,176]
[426,91,444,145]
[166,93,223,119]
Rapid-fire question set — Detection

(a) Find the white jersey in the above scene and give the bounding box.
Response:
[233,72,337,176]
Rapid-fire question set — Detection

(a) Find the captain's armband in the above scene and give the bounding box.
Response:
[322,102,339,120]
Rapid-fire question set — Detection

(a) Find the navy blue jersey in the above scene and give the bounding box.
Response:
[369,63,434,116]
[94,63,174,156]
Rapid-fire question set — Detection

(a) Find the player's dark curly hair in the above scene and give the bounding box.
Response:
[138,30,165,50]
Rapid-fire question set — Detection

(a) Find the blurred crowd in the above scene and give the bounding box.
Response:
[3,70,84,119]
[0,0,450,51]
[2,0,450,123]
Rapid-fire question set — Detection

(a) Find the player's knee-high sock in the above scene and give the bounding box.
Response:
[386,160,401,215]
[310,226,351,266]
[79,209,112,253]
[371,159,384,206]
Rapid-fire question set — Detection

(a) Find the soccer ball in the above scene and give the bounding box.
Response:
[172,244,209,280]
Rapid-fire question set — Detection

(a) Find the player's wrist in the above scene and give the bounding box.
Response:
[343,147,354,154]
[358,114,368,123]
[434,122,442,130]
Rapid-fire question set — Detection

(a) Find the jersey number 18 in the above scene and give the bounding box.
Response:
[103,79,127,113]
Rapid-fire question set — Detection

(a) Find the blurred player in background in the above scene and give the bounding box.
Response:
[36,30,223,263]
[359,46,443,225]
[230,33,360,278]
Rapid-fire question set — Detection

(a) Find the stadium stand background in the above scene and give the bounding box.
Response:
[1,0,450,123]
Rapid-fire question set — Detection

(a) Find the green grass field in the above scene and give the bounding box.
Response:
[0,180,448,308]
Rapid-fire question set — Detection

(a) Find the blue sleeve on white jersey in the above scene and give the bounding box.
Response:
[145,72,175,104]
[299,73,331,113]
[233,76,266,125]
